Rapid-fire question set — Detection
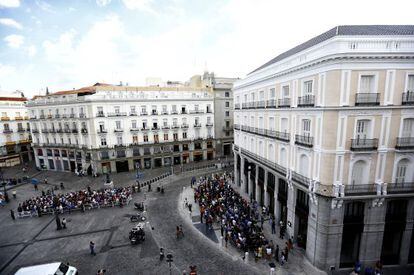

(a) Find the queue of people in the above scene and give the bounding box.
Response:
[16,186,132,217]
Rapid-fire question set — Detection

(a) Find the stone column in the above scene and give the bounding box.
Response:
[399,199,414,264]
[264,170,269,207]
[248,169,252,199]
[274,175,280,222]
[255,164,259,202]
[234,154,239,186]
[110,161,116,173]
[286,185,296,239]
[128,159,134,171]
[358,203,386,267]
[241,157,246,194]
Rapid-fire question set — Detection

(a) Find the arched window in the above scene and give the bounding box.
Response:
[395,158,412,183]
[299,154,309,177]
[268,144,274,162]
[280,148,287,167]
[351,160,369,185]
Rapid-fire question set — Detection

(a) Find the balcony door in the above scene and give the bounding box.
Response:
[302,119,311,137]
[282,85,289,99]
[356,120,370,140]
[360,75,375,93]
[303,80,313,96]
[351,160,368,185]
[395,159,408,183]
[402,118,414,137]
[299,154,309,178]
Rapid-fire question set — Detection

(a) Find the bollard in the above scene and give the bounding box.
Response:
[244,252,249,263]
[270,268,275,275]
[220,236,224,247]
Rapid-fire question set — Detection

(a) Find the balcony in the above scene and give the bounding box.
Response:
[61,114,67,119]
[162,125,170,130]
[206,123,214,127]
[151,126,159,131]
[297,95,315,107]
[387,182,414,194]
[395,137,414,150]
[350,138,378,151]
[15,116,24,120]
[96,112,105,117]
[64,129,71,133]
[242,103,248,109]
[222,126,232,131]
[130,128,139,132]
[234,124,241,130]
[278,98,291,108]
[171,125,179,129]
[32,129,39,133]
[206,109,212,113]
[402,91,414,105]
[70,114,76,118]
[56,129,63,133]
[97,129,107,134]
[41,129,48,133]
[17,128,25,133]
[141,127,149,131]
[266,99,277,108]
[171,111,178,115]
[55,114,60,119]
[181,124,189,129]
[129,112,137,116]
[47,114,53,119]
[247,102,255,109]
[114,128,124,133]
[295,134,313,148]
[72,129,78,134]
[265,129,290,142]
[151,111,158,115]
[49,129,56,133]
[108,112,127,117]
[1,116,10,121]
[39,115,46,119]
[161,111,169,115]
[355,93,380,106]
[81,128,88,134]
[181,110,187,114]
[30,116,37,120]
[3,129,13,134]
[235,103,241,109]
[194,124,202,128]
[255,101,266,109]
[344,184,377,196]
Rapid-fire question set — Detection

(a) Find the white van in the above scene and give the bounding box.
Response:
[15,262,77,275]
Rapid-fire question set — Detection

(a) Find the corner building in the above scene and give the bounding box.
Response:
[232,25,414,271]
[28,83,217,173]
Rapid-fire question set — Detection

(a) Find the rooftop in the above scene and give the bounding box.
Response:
[249,25,414,74]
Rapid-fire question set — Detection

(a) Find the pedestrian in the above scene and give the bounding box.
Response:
[90,241,96,255]
[225,234,228,247]
[284,246,289,261]
[62,218,67,229]
[56,215,62,230]
[280,252,285,266]
[288,238,293,251]
[44,178,48,185]
[275,245,279,262]
[179,225,184,237]
[260,215,264,229]
[10,209,15,220]
[188,203,192,213]
[34,184,38,191]
[271,219,276,234]
[176,225,180,239]
[220,224,224,237]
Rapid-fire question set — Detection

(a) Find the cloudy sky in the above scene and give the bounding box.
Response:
[0,0,413,97]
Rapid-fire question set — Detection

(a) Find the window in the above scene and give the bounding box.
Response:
[225,92,230,97]
[172,105,177,112]
[282,86,289,98]
[303,80,313,95]
[173,133,178,141]
[132,120,137,129]
[181,105,186,113]
[269,117,275,131]
[115,121,121,129]
[407,75,414,92]
[141,106,147,114]
[351,160,368,185]
[194,104,199,111]
[225,111,230,117]
[225,101,230,108]
[395,159,409,183]
[356,120,370,139]
[152,106,157,115]
[182,118,187,125]
[402,118,414,137]
[360,75,375,93]
[142,121,147,129]
[183,132,187,139]
[114,106,120,114]
[302,119,311,136]
[207,104,211,113]
[99,122,105,132]
[259,91,264,100]
[207,117,212,124]
[3,124,9,131]
[132,135,138,144]
[195,117,199,125]
[97,107,103,115]
[130,106,136,114]
[164,133,168,141]
[173,118,178,126]
[68,138,71,144]
[162,105,167,113]
[143,135,148,142]
[101,137,107,146]
[163,119,168,127]
[154,134,159,143]
[270,88,276,99]
[1,112,6,117]
[116,136,122,145]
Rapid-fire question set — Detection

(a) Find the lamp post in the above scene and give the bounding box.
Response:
[0,168,9,203]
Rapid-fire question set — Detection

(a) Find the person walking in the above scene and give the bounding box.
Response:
[90,241,96,255]
[275,245,279,263]
[10,209,15,220]
[62,218,67,229]
[34,184,38,191]
[56,215,62,230]
[271,219,276,234]
[179,225,184,237]
[176,226,180,239]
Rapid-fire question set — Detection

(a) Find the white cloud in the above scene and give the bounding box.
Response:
[0,0,20,8]
[0,18,22,29]
[122,0,156,14]
[35,0,55,13]
[0,63,16,77]
[4,34,24,48]
[96,0,111,7]
[26,45,37,57]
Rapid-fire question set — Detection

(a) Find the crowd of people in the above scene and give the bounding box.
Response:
[193,172,293,264]
[16,186,132,217]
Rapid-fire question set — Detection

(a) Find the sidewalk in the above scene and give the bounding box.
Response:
[179,173,326,275]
